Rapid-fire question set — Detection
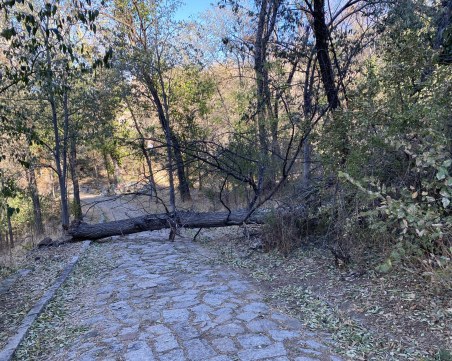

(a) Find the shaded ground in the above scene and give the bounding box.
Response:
[197,228,452,360]
[0,243,83,350]
[13,233,343,361]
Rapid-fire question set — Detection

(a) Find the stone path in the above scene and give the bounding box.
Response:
[47,232,343,361]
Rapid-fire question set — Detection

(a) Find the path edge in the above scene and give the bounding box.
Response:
[0,240,91,361]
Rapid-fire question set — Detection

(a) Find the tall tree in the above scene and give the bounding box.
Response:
[112,0,192,209]
[254,0,281,167]
[1,0,104,229]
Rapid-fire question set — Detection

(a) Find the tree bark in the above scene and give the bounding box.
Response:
[49,76,69,228]
[255,0,271,157]
[68,210,270,241]
[102,149,113,188]
[125,98,157,199]
[302,55,315,190]
[44,28,69,229]
[312,0,340,110]
[112,156,121,188]
[254,0,280,190]
[26,165,44,235]
[49,170,56,199]
[171,132,191,202]
[69,129,82,220]
[144,73,177,212]
[7,207,13,248]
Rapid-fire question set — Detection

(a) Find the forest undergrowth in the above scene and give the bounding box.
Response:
[197,224,452,361]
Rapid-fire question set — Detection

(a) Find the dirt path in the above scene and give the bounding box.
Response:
[81,192,152,223]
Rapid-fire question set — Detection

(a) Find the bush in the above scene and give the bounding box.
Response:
[262,208,312,256]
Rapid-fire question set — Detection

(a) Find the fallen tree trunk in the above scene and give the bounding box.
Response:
[68,209,270,241]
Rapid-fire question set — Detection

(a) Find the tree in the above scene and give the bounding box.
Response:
[0,170,20,248]
[112,0,192,210]
[1,0,105,229]
[253,0,281,189]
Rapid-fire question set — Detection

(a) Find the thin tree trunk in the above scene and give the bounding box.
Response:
[49,170,55,199]
[112,157,121,188]
[302,55,315,190]
[125,98,157,199]
[94,152,99,179]
[102,150,113,188]
[44,31,69,229]
[270,97,281,183]
[144,74,176,212]
[312,0,340,110]
[171,132,191,202]
[52,104,69,228]
[255,0,271,165]
[302,140,312,189]
[7,207,13,248]
[50,89,69,228]
[198,157,203,191]
[61,89,70,227]
[254,0,280,190]
[27,165,44,235]
[156,60,191,203]
[69,129,82,220]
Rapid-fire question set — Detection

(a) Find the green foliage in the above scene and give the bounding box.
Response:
[0,171,32,238]
[328,1,452,276]
[0,0,107,90]
[170,66,216,139]
[432,349,452,361]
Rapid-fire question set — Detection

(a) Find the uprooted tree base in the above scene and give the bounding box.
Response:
[67,210,270,242]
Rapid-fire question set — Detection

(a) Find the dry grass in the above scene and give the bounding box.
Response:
[12,243,117,361]
[0,243,83,349]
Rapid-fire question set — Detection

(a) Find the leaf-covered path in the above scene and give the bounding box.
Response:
[16,232,343,361]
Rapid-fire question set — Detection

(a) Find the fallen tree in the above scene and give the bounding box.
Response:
[68,209,270,241]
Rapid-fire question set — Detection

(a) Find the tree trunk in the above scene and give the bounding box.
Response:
[49,87,69,228]
[69,130,82,220]
[144,73,177,212]
[143,149,158,200]
[26,165,44,235]
[49,170,56,199]
[171,132,191,202]
[102,150,113,188]
[7,207,13,248]
[302,54,315,190]
[255,0,270,159]
[45,31,69,229]
[112,157,121,188]
[312,0,340,110]
[68,209,269,241]
[198,158,203,191]
[254,0,280,190]
[125,98,158,199]
[302,139,311,189]
[145,72,191,203]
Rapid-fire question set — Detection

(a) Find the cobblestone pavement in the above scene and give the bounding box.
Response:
[50,233,343,361]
